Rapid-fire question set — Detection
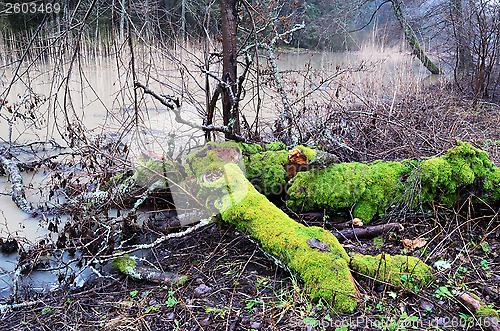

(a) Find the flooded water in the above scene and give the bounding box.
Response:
[0,41,435,297]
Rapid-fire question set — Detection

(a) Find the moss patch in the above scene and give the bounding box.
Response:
[287,142,500,223]
[350,253,433,288]
[245,150,289,196]
[112,255,142,280]
[477,306,499,318]
[265,141,286,151]
[351,254,433,287]
[287,161,404,222]
[238,142,263,155]
[219,163,358,313]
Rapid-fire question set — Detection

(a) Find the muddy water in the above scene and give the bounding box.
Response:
[0,45,432,296]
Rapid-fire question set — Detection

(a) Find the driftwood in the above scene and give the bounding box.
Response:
[457,291,500,331]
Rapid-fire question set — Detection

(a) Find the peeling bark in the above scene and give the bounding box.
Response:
[0,153,34,214]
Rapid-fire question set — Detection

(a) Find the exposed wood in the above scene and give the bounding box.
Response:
[457,291,500,331]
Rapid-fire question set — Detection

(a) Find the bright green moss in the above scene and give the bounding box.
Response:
[238,142,263,155]
[477,306,499,318]
[418,141,500,206]
[288,142,500,223]
[350,253,433,287]
[288,161,403,222]
[293,145,317,162]
[220,163,358,313]
[112,255,142,280]
[189,151,358,312]
[265,141,286,151]
[246,150,289,195]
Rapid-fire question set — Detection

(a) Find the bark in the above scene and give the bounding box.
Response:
[389,0,441,75]
[218,0,240,136]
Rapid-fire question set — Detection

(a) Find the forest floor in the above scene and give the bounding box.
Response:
[2,208,499,330]
[1,89,500,330]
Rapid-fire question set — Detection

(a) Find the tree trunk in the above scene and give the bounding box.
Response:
[451,0,472,76]
[288,141,500,223]
[218,0,240,136]
[181,142,433,313]
[389,0,441,75]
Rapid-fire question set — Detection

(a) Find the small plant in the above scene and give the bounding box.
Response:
[303,317,319,327]
[435,286,452,299]
[129,290,139,298]
[245,299,264,311]
[480,259,490,270]
[373,236,384,246]
[205,306,229,319]
[165,291,178,307]
[479,242,490,253]
[41,307,51,314]
[145,305,160,314]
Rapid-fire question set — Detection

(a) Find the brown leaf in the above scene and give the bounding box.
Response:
[289,148,307,165]
[306,238,331,252]
[352,218,364,226]
[401,238,427,251]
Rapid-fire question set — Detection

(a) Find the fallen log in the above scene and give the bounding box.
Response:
[109,141,433,313]
[287,141,500,223]
[181,141,433,313]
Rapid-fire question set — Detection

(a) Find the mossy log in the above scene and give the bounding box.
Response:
[114,142,435,312]
[186,142,360,313]
[112,255,188,286]
[183,142,433,313]
[288,141,500,223]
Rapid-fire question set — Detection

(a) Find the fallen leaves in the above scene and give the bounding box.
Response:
[352,218,363,226]
[401,238,427,251]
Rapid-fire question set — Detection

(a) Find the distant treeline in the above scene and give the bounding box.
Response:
[0,0,394,51]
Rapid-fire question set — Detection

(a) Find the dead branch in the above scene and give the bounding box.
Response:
[135,81,245,142]
[0,152,34,214]
[332,223,404,242]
